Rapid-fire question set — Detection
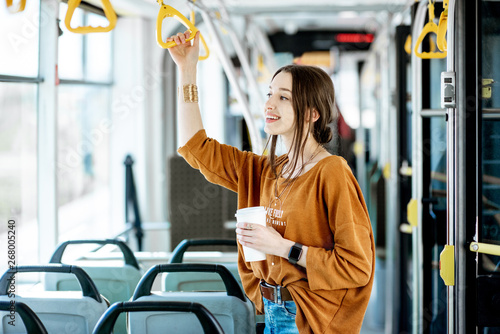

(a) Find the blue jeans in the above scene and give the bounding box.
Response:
[263,298,299,334]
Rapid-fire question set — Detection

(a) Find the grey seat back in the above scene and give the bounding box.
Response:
[0,265,108,334]
[131,264,255,334]
[93,301,224,334]
[45,239,143,334]
[163,239,241,292]
[0,301,48,334]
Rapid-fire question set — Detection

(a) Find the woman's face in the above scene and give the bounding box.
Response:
[264,71,295,138]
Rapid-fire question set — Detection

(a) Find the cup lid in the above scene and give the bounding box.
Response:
[235,206,265,217]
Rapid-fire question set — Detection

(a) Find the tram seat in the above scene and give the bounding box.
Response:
[0,301,48,334]
[131,264,256,334]
[163,238,241,292]
[44,239,143,334]
[93,301,224,334]
[162,262,240,291]
[0,265,108,334]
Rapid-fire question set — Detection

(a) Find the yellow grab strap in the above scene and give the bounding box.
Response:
[6,0,26,13]
[156,1,209,60]
[156,3,198,48]
[437,0,448,51]
[414,0,446,59]
[65,0,117,34]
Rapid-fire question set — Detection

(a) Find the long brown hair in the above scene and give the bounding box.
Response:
[265,64,336,180]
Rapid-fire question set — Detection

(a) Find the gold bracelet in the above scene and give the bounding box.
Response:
[179,84,198,103]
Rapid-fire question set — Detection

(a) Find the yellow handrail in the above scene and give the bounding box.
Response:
[437,0,448,52]
[6,0,26,13]
[470,242,500,256]
[414,0,446,59]
[65,0,117,34]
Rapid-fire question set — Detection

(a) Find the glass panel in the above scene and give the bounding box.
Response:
[428,116,447,333]
[85,13,113,82]
[476,2,500,332]
[57,85,111,241]
[0,83,38,274]
[58,2,84,80]
[481,1,500,274]
[0,0,40,77]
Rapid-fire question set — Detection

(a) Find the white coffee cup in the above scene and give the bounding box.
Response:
[235,206,267,262]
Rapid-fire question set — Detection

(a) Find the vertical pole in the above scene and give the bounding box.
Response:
[215,0,266,111]
[411,2,429,332]
[196,2,263,152]
[38,0,60,263]
[445,1,456,333]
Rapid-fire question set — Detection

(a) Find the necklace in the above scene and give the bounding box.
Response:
[268,145,323,212]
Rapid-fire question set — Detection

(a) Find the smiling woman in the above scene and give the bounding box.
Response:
[264,71,295,137]
[1,0,493,333]
[169,31,374,333]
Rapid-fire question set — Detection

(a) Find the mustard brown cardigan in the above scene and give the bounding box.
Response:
[178,130,375,334]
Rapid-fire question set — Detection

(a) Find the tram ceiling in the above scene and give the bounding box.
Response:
[95,0,409,21]
[269,30,375,57]
[81,0,403,57]
[194,0,409,14]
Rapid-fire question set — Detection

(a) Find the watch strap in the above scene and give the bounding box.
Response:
[288,242,303,264]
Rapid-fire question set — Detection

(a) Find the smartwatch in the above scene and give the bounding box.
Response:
[288,243,303,265]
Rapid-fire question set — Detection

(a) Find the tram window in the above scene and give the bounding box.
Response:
[57,86,112,240]
[58,4,113,82]
[56,4,113,240]
[0,83,38,274]
[0,0,40,77]
[58,3,84,80]
[85,13,113,82]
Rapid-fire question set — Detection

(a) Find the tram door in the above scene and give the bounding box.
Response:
[446,1,500,333]
[475,0,500,328]
[409,1,449,333]
[464,0,500,333]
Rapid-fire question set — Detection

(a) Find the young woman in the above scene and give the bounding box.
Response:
[168,31,375,334]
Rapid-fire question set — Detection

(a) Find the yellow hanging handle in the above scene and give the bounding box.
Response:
[65,0,117,34]
[189,5,209,60]
[6,0,26,13]
[414,0,447,59]
[156,1,209,61]
[436,0,448,52]
[156,1,197,48]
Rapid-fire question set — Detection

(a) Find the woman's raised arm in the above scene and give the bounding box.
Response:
[167,31,204,147]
